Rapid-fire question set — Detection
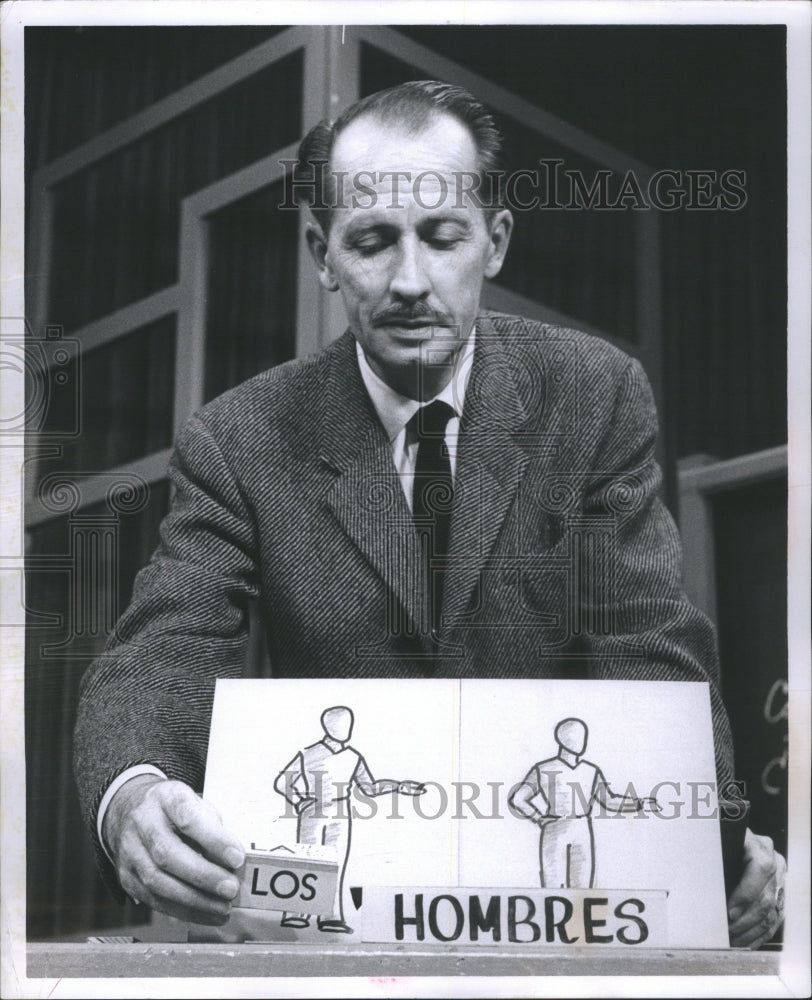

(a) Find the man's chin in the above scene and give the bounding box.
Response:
[356,325,468,399]
[380,351,460,401]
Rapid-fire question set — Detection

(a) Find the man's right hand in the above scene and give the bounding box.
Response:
[102,774,245,925]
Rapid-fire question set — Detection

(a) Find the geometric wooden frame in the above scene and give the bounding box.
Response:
[677,444,788,623]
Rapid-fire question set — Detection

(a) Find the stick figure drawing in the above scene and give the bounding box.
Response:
[509,717,661,889]
[274,705,426,932]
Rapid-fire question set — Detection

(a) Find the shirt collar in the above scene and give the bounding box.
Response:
[557,748,582,769]
[355,325,476,443]
[322,736,347,754]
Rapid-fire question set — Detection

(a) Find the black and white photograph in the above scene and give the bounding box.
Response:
[1,1,809,996]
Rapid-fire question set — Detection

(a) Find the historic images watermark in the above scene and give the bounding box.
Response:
[280,160,748,213]
[275,775,751,822]
[5,317,149,656]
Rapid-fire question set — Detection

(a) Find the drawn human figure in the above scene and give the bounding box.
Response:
[509,717,661,889]
[273,705,425,932]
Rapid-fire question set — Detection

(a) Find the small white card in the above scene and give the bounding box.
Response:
[236,846,339,916]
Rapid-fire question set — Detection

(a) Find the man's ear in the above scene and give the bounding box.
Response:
[483,208,514,279]
[305,220,339,292]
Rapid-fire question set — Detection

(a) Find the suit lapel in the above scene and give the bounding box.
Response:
[317,318,544,646]
[319,333,428,637]
[442,315,532,630]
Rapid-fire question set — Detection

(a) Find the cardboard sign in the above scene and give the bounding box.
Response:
[236,846,338,916]
[203,678,729,947]
[356,887,668,947]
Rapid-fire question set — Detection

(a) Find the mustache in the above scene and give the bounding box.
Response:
[372,303,455,327]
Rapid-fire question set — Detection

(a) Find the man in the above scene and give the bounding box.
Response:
[74,80,785,948]
[274,705,425,933]
[510,717,661,889]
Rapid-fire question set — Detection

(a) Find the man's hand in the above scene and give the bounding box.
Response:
[103,775,245,925]
[727,828,787,949]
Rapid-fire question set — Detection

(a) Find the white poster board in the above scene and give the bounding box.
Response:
[203,678,728,948]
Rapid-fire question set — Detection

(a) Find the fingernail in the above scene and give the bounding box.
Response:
[217,878,239,900]
[225,847,244,869]
[728,906,742,921]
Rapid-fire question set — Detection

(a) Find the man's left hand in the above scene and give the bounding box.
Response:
[727,828,787,948]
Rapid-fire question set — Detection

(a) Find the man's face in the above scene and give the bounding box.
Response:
[306,112,513,399]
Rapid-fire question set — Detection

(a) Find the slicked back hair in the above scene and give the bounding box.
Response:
[292,80,506,233]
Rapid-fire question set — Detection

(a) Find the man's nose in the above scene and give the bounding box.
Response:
[389,238,431,301]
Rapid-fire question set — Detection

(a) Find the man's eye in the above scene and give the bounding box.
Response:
[357,243,384,255]
[427,231,463,249]
[352,236,389,255]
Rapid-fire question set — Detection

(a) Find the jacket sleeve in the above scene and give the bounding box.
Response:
[73,412,261,896]
[580,358,736,790]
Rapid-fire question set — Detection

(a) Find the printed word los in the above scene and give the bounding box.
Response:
[236,850,338,916]
[249,868,318,901]
[358,888,667,947]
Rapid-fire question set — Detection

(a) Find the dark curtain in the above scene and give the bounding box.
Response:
[43,316,176,473]
[25,26,287,308]
[26,483,170,938]
[46,53,302,332]
[713,477,788,858]
[204,182,299,402]
[25,29,286,170]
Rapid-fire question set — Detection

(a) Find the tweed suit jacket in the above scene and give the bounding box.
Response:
[74,311,736,892]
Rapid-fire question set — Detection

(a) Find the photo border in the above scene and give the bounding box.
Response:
[2,2,809,997]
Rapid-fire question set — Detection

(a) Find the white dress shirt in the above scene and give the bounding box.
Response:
[355,328,475,510]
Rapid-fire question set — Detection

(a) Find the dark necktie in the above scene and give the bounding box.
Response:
[409,400,455,641]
